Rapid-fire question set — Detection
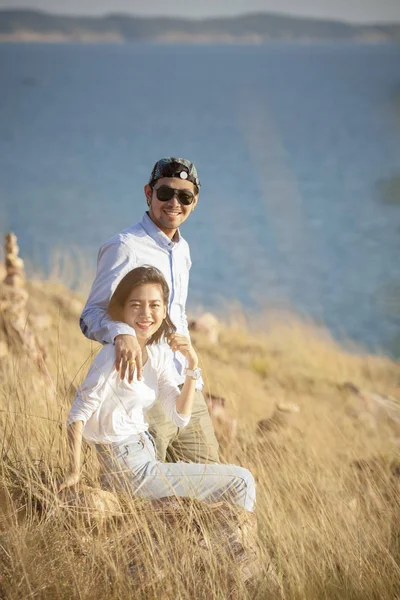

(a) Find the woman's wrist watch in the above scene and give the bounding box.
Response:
[185,367,202,380]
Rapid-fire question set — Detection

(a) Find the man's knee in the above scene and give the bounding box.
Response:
[191,391,220,449]
[170,430,219,464]
[167,390,219,463]
[190,390,212,420]
[148,392,220,464]
[147,400,178,461]
[149,433,169,462]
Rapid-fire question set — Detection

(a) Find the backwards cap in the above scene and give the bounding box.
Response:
[149,157,200,189]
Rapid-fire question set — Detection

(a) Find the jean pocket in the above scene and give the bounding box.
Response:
[114,444,130,460]
[115,440,143,460]
[145,433,157,456]
[126,439,145,455]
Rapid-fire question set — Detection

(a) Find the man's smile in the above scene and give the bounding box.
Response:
[163,208,181,216]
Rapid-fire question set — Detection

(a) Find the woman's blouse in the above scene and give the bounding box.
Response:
[67,343,191,444]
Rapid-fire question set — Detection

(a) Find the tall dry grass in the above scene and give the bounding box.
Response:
[1,278,400,599]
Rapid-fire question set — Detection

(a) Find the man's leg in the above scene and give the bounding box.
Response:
[146,399,178,461]
[168,390,220,464]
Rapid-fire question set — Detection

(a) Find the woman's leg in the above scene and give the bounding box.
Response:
[96,433,256,512]
[138,459,256,512]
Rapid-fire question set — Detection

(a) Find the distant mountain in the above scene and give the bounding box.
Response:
[0,9,399,43]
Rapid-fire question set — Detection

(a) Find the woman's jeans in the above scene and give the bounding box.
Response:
[95,432,256,512]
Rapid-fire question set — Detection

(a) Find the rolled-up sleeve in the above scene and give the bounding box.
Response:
[157,347,191,428]
[67,350,112,427]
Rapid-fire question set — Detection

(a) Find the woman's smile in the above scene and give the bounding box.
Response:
[135,321,154,331]
[122,283,166,341]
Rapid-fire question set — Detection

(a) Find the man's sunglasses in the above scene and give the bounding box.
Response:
[154,185,195,206]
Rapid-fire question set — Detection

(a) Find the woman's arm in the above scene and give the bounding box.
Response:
[156,335,199,428]
[58,420,84,492]
[59,347,113,492]
[169,334,198,416]
[67,347,112,426]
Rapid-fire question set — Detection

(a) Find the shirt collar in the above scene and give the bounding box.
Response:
[140,212,181,250]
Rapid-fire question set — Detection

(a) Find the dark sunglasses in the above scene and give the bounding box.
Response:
[154,185,195,206]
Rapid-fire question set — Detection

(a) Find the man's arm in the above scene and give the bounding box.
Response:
[179,246,192,338]
[180,300,191,338]
[80,239,134,344]
[80,239,143,381]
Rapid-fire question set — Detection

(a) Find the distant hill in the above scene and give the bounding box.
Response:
[0,9,399,43]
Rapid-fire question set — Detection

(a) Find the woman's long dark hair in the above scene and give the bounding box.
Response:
[107,266,176,345]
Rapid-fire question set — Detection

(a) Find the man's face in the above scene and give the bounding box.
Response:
[145,177,198,235]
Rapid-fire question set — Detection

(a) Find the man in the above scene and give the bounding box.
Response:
[80,157,219,464]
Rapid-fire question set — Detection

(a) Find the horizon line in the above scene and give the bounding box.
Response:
[0,7,400,27]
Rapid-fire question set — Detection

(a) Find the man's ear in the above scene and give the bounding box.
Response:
[144,184,152,207]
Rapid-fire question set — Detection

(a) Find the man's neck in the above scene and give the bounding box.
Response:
[147,212,177,240]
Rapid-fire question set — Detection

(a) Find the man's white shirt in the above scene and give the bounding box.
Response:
[80,212,203,389]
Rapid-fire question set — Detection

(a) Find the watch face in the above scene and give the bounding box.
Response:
[186,368,201,380]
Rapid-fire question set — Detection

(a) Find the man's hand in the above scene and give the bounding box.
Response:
[115,334,143,382]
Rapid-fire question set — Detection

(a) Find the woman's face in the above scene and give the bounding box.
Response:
[122,283,166,341]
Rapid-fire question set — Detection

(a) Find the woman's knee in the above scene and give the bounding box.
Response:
[232,465,254,485]
[232,466,256,509]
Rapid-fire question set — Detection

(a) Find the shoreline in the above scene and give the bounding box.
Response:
[0,30,397,46]
[0,37,396,45]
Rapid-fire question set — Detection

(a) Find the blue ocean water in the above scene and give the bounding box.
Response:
[0,42,400,351]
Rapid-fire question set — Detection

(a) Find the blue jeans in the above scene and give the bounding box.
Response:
[95,432,256,512]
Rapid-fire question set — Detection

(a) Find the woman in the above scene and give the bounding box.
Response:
[59,266,255,512]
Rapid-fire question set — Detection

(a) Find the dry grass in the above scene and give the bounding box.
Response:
[1,279,400,599]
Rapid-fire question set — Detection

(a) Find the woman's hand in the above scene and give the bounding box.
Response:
[171,335,199,416]
[58,472,80,493]
[168,334,198,369]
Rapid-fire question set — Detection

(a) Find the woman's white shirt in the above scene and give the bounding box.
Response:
[67,344,191,444]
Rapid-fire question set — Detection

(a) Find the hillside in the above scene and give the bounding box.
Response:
[0,9,399,43]
[1,261,400,597]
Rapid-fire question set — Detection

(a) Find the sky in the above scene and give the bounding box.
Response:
[1,0,400,24]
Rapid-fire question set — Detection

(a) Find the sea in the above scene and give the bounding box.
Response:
[0,42,400,353]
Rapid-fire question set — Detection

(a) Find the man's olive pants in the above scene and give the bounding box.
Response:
[146,389,220,463]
